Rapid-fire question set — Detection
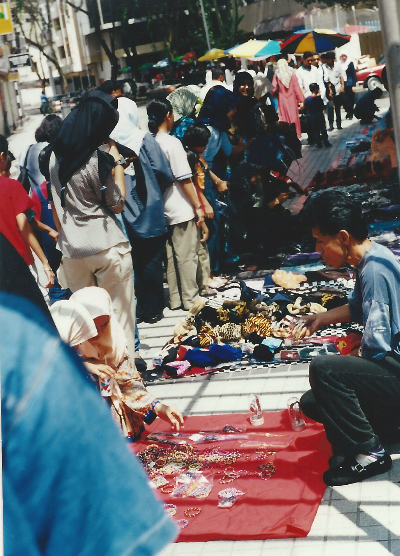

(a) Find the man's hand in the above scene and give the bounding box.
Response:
[155,403,184,431]
[195,206,205,226]
[85,361,116,380]
[43,267,55,288]
[47,228,59,242]
[299,313,325,337]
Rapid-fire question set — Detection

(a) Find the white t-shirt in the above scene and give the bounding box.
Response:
[155,133,195,226]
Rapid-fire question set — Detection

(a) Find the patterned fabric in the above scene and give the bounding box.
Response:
[49,152,126,258]
[108,355,157,440]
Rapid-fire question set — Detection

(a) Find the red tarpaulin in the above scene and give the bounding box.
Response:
[131,411,331,542]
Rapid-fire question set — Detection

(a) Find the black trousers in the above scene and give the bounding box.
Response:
[300,354,400,457]
[309,113,329,146]
[129,234,166,320]
[326,95,342,128]
[343,86,355,118]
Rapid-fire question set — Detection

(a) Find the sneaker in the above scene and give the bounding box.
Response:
[324,142,332,148]
[323,453,392,486]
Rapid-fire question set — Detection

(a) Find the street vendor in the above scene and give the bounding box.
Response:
[299,191,400,486]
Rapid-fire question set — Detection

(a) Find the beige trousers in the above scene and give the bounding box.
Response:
[197,240,211,296]
[166,219,200,310]
[58,242,136,358]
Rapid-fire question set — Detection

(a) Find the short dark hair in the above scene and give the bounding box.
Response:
[147,98,172,134]
[211,67,225,80]
[325,51,335,61]
[97,80,118,95]
[303,51,314,61]
[35,114,63,143]
[309,83,320,93]
[301,191,369,241]
[183,123,211,149]
[0,134,8,156]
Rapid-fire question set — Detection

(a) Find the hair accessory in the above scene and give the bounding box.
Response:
[184,507,201,518]
[149,113,158,121]
[175,519,189,529]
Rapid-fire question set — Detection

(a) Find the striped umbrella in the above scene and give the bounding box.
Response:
[225,39,281,60]
[280,29,351,54]
[198,48,226,62]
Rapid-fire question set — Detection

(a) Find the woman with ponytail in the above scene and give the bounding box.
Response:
[147,98,205,311]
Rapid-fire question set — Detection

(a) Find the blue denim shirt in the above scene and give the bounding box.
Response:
[1,294,176,555]
[348,242,400,361]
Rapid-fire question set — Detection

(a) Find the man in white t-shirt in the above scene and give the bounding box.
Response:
[322,51,345,131]
[199,67,226,102]
[297,51,326,145]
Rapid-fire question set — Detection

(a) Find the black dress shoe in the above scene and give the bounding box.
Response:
[328,126,334,131]
[323,453,392,486]
[337,125,343,130]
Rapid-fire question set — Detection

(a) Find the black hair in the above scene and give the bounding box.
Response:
[325,51,335,61]
[147,98,172,134]
[0,134,8,156]
[303,51,314,61]
[372,87,383,99]
[301,191,369,241]
[185,149,199,175]
[211,67,225,80]
[309,83,320,94]
[97,80,118,95]
[182,123,211,149]
[35,114,63,143]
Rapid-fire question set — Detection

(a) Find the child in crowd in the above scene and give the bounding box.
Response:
[182,123,216,295]
[304,83,332,149]
[147,98,205,311]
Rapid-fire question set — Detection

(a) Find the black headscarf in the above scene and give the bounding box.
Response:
[40,90,119,186]
[232,72,258,138]
[197,86,239,132]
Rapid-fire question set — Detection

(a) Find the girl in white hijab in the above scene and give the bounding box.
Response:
[53,287,184,441]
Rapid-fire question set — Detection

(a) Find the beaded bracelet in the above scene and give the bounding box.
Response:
[184,507,201,518]
[164,503,177,517]
[175,519,189,529]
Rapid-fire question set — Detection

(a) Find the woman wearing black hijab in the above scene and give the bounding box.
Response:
[42,91,138,360]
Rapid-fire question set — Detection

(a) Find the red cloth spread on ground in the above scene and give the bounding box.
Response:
[131,411,331,541]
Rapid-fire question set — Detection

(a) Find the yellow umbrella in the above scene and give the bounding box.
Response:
[226,39,272,59]
[198,48,227,62]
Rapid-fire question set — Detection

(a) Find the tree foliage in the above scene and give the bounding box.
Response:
[296,0,377,8]
[13,0,68,92]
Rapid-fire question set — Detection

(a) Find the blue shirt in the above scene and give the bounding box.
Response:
[2,294,176,556]
[348,242,400,361]
[202,125,233,166]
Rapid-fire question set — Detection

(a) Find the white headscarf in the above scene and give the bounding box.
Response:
[50,300,97,347]
[275,59,294,89]
[110,97,146,176]
[70,287,127,366]
[339,52,351,72]
[253,75,274,100]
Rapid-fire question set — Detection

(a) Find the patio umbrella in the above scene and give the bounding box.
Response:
[153,58,169,68]
[198,48,226,62]
[225,39,281,60]
[280,29,351,54]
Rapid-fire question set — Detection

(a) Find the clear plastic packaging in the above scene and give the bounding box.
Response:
[171,470,213,499]
[249,394,264,426]
[287,397,306,431]
[218,487,245,508]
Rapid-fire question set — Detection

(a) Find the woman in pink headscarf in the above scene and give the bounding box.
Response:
[271,58,304,138]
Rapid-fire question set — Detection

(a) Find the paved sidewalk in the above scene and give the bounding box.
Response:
[139,94,400,556]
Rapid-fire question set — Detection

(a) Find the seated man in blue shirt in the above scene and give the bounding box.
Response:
[299,191,400,486]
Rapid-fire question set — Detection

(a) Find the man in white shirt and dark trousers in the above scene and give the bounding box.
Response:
[322,51,345,131]
[296,51,325,145]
